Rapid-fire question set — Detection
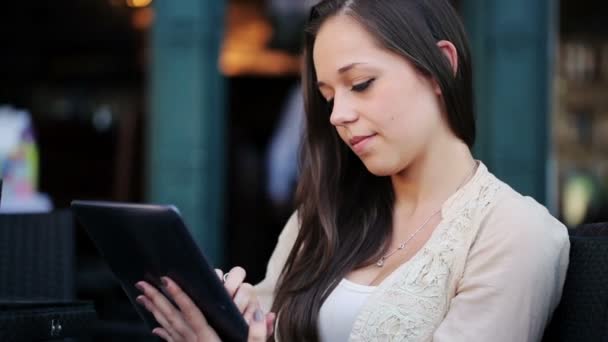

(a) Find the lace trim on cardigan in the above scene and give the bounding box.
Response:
[349,163,504,341]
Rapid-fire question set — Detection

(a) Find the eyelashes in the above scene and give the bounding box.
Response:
[324,78,375,113]
[351,78,375,92]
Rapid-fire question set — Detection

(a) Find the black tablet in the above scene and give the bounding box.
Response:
[71,200,248,342]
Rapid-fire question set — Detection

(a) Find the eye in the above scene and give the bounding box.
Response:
[351,78,375,92]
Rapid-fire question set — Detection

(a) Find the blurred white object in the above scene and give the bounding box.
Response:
[0,105,53,213]
[265,84,304,205]
[0,192,52,213]
[0,106,29,161]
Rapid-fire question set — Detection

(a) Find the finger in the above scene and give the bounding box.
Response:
[248,309,268,342]
[266,312,276,337]
[136,281,195,341]
[233,283,255,314]
[136,295,181,341]
[162,277,209,332]
[152,327,174,342]
[215,269,224,281]
[242,298,260,325]
[224,267,246,297]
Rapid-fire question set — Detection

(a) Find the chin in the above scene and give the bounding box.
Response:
[361,159,400,177]
[359,151,411,176]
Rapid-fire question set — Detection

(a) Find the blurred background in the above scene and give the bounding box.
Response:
[0,0,606,340]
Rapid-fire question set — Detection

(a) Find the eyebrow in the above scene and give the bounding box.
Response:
[317,62,368,87]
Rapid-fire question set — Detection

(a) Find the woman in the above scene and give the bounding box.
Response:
[135,0,570,341]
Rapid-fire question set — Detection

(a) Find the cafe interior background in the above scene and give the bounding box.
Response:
[0,0,606,340]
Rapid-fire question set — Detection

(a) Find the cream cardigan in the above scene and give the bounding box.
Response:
[255,162,570,341]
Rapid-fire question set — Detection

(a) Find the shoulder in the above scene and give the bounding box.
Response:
[479,178,569,256]
[254,211,301,310]
[267,211,301,265]
[278,211,300,246]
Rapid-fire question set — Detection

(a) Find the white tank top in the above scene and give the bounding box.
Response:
[319,278,377,342]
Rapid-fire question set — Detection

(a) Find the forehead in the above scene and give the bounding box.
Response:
[312,15,384,75]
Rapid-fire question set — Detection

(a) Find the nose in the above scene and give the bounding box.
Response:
[329,94,358,126]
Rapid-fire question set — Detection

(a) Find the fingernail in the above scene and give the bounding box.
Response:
[136,296,145,306]
[254,309,264,322]
[135,282,144,292]
[161,277,169,288]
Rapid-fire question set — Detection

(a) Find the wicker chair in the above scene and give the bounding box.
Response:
[0,210,97,341]
[0,210,76,300]
[543,222,608,342]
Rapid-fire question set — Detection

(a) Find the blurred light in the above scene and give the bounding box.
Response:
[92,105,114,133]
[126,0,152,8]
[219,3,301,76]
[132,7,154,30]
[561,171,606,227]
[562,175,593,226]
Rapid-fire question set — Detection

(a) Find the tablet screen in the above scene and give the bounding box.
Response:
[71,200,248,342]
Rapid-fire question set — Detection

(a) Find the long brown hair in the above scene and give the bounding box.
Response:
[270,0,475,340]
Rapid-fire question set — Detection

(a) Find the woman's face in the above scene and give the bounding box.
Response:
[313,15,447,176]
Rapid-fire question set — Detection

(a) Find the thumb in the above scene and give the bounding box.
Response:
[248,309,267,342]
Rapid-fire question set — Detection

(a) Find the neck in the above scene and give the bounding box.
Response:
[391,136,476,216]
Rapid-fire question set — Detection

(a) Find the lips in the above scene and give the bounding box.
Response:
[349,134,376,153]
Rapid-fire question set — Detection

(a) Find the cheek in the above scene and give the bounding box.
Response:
[382,82,439,133]
[374,82,418,124]
[376,100,438,153]
[335,126,349,142]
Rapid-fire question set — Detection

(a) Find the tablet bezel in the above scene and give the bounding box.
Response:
[71,200,248,342]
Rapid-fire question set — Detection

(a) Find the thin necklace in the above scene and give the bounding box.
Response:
[376,162,478,268]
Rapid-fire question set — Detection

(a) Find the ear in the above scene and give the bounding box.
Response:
[433,40,459,95]
[437,40,458,75]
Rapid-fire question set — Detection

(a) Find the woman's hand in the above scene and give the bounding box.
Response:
[214,267,272,326]
[135,269,275,341]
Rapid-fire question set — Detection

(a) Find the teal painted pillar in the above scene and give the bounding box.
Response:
[463,0,557,204]
[147,0,226,265]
